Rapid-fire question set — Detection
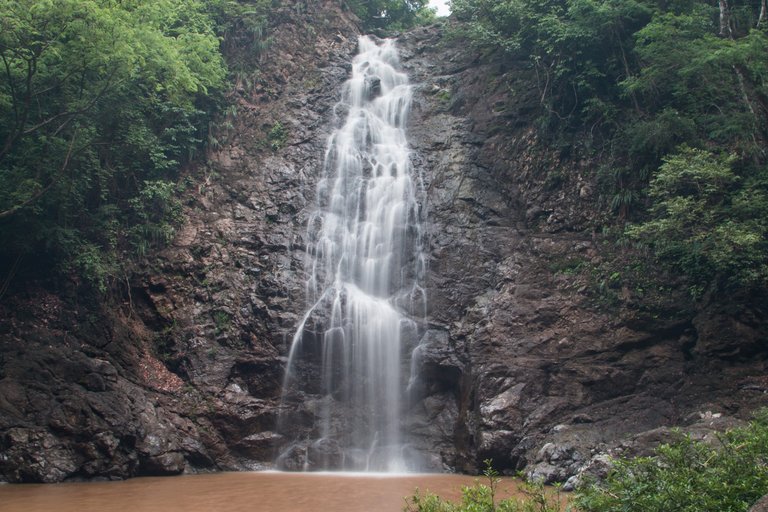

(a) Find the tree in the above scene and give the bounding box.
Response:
[626,147,768,296]
[0,0,225,292]
[451,0,653,128]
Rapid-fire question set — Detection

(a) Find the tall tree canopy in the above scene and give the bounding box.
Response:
[0,0,226,293]
[453,0,768,296]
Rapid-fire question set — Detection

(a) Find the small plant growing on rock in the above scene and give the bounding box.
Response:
[484,458,501,510]
[267,121,287,151]
[213,310,231,335]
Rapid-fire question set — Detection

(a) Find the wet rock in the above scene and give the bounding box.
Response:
[693,300,765,359]
[476,430,518,468]
[81,373,106,392]
[365,76,382,99]
[275,443,307,471]
[307,438,343,469]
[563,454,613,491]
[411,329,463,394]
[235,431,283,461]
[0,429,78,483]
[140,452,185,476]
[526,443,585,484]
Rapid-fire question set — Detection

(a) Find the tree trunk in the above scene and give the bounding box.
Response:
[719,0,732,37]
[759,0,767,27]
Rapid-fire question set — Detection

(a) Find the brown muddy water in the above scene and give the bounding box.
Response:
[0,471,530,512]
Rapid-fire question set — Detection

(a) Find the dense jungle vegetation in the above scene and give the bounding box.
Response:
[0,0,430,298]
[453,0,768,300]
[0,0,229,297]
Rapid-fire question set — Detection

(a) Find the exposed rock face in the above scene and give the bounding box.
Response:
[0,290,209,482]
[2,7,767,484]
[396,24,768,478]
[0,1,362,482]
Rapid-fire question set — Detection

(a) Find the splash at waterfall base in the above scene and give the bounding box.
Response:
[277,326,459,473]
[276,36,435,472]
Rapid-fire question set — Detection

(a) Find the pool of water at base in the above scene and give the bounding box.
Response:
[0,471,529,512]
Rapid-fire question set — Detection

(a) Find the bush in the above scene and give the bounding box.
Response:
[626,146,768,297]
[575,410,768,512]
[404,460,569,512]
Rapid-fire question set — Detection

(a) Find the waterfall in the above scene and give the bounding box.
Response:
[278,36,426,472]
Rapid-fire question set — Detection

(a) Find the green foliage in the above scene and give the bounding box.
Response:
[452,0,653,128]
[453,0,768,302]
[268,121,288,151]
[549,255,587,276]
[404,460,569,512]
[213,310,231,335]
[626,8,768,157]
[345,0,435,30]
[627,146,768,296]
[576,410,768,512]
[0,0,226,292]
[58,240,116,294]
[127,180,184,257]
[209,0,274,74]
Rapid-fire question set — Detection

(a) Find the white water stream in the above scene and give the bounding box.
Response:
[279,36,426,472]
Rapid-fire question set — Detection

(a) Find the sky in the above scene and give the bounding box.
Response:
[428,0,451,17]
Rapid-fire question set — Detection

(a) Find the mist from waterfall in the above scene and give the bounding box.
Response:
[278,36,426,472]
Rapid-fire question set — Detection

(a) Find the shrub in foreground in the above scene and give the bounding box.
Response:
[404,460,568,512]
[576,411,768,512]
[406,411,768,512]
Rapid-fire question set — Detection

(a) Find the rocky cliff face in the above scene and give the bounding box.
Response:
[0,0,362,482]
[397,25,768,480]
[1,4,767,484]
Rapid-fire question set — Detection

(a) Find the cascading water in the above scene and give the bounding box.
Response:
[278,36,426,472]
